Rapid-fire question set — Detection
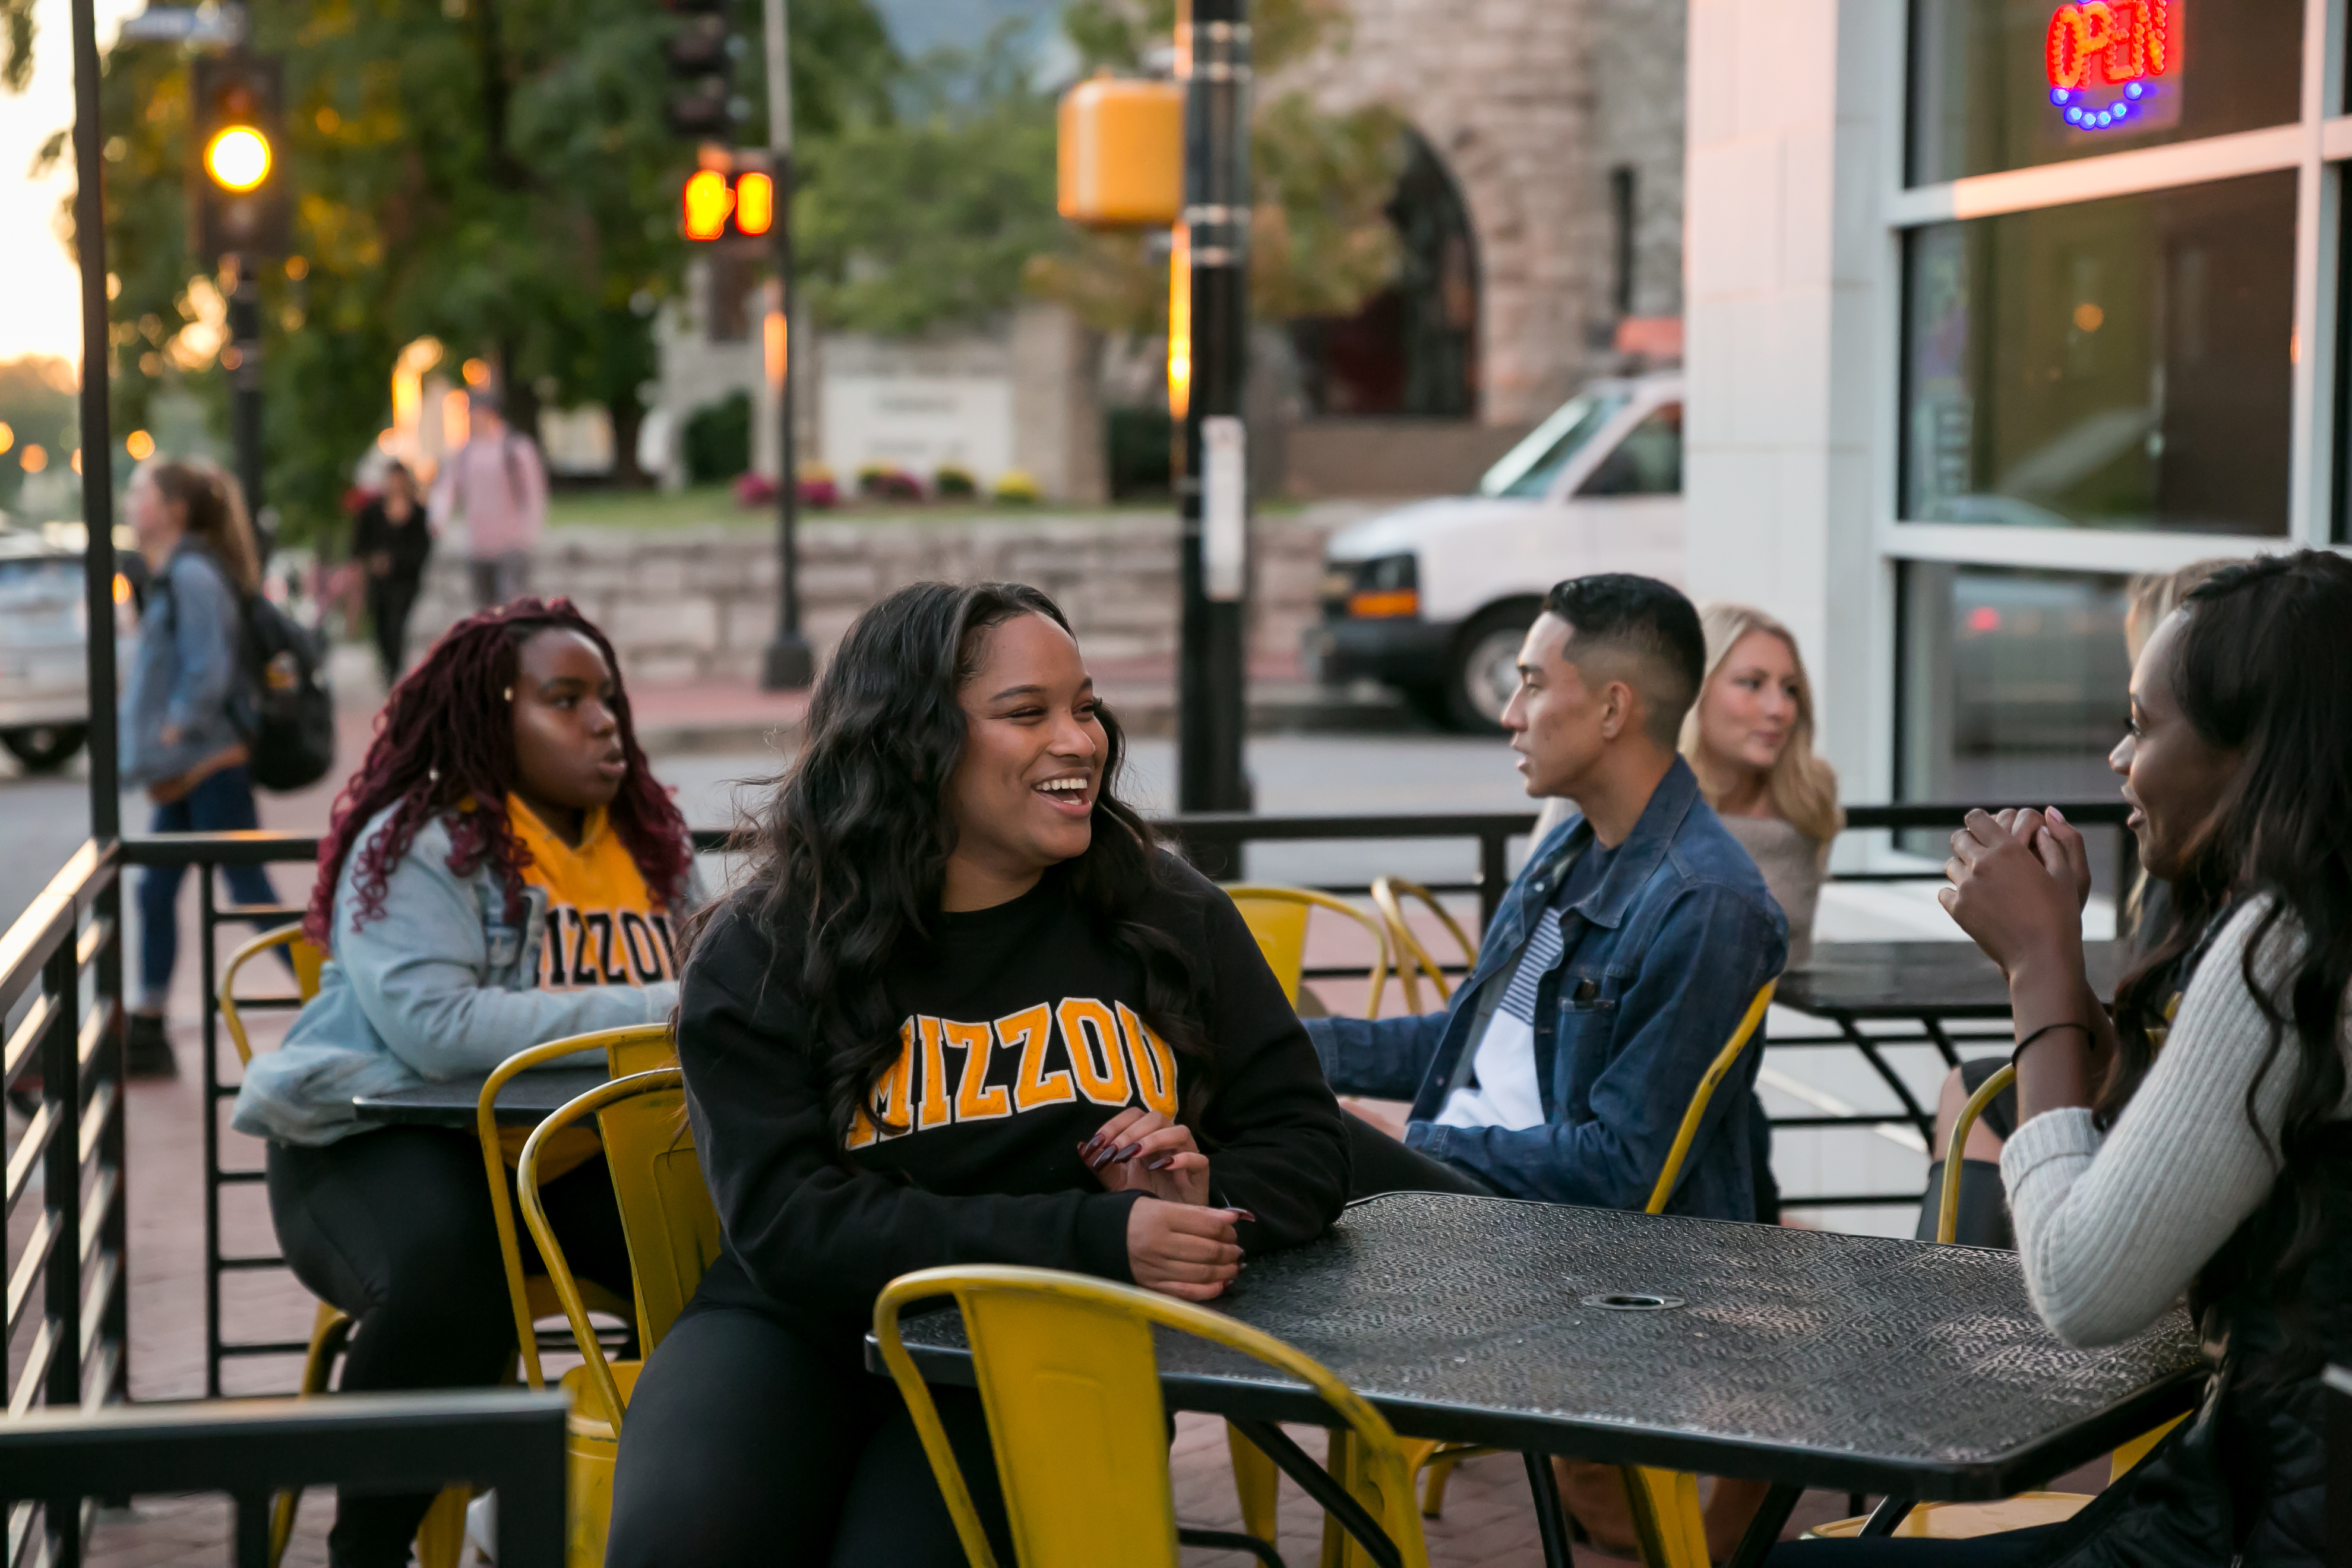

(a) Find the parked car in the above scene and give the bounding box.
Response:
[1306,372,1686,732]
[0,523,134,772]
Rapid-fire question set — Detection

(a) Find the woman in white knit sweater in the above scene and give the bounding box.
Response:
[1783,549,2352,1566]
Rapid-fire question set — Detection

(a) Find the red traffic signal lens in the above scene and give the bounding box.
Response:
[682,167,733,241]
[734,171,773,236]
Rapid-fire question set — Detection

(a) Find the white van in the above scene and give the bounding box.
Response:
[1305,372,1685,732]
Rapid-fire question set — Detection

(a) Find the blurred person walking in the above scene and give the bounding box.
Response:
[349,460,432,684]
[434,387,546,609]
[119,460,280,1078]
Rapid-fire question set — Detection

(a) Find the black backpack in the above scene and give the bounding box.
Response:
[233,591,336,792]
[155,554,337,793]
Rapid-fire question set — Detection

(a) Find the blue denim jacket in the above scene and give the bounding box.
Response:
[1305,757,1787,1218]
[120,545,246,788]
[231,805,692,1146]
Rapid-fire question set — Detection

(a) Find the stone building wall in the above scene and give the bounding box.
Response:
[1282,0,1686,423]
[403,511,1341,688]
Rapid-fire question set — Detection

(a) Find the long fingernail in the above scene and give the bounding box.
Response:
[1146,1155,1174,1171]
[1088,1147,1115,1168]
[1113,1143,1142,1164]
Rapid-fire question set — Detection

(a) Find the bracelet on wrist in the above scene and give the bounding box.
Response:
[2011,1019,2092,1070]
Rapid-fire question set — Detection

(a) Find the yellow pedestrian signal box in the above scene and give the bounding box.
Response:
[1057,74,1182,229]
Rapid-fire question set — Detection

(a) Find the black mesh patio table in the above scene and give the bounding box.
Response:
[350,1067,608,1130]
[876,1192,2202,1567]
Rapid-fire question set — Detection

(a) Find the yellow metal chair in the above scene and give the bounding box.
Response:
[515,1066,723,1568]
[1369,877,1478,1013]
[1224,885,1392,1019]
[219,924,479,1568]
[475,1026,666,1393]
[1219,886,1398,1550]
[1805,1062,2179,1541]
[873,1264,1433,1568]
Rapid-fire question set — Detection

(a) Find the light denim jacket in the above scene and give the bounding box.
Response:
[232,804,691,1146]
[1304,758,1787,1219]
[121,545,246,787]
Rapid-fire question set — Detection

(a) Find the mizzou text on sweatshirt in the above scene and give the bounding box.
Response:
[678,852,1351,1342]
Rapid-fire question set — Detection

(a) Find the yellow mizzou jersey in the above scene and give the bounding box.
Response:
[849,998,1180,1148]
[508,795,679,991]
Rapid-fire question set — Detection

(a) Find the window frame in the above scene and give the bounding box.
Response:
[1883,0,2344,569]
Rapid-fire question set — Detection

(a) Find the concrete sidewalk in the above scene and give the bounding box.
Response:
[331,645,1424,757]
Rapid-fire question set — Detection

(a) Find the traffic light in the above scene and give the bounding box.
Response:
[190,52,290,259]
[665,0,743,140]
[680,154,773,242]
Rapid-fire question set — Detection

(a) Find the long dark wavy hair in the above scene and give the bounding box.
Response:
[707,580,1213,1146]
[2099,551,2352,1364]
[304,598,693,947]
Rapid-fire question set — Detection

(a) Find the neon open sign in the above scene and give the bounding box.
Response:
[2046,1,2178,132]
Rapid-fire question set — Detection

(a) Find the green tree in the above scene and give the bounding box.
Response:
[24,0,893,545]
[0,356,77,515]
[795,34,1063,334]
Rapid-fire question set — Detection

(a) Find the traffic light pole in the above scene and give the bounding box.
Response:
[757,0,812,691]
[1175,0,1251,826]
[225,254,266,546]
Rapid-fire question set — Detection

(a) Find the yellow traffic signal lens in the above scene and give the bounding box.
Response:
[682,169,734,241]
[734,172,774,236]
[205,125,272,192]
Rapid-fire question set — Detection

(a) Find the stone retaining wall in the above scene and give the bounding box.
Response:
[407,507,1368,686]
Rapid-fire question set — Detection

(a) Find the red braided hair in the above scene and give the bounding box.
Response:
[303,597,694,949]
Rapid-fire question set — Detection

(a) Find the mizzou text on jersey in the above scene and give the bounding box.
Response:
[848,998,1180,1148]
[508,794,679,990]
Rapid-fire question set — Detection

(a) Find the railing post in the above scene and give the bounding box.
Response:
[94,868,128,1406]
[1478,826,1511,932]
[202,866,223,1398]
[42,921,83,1567]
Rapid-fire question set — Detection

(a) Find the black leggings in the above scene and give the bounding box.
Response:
[605,1300,1014,1567]
[265,1126,633,1568]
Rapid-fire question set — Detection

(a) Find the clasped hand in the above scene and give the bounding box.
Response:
[1080,1107,1247,1303]
[1939,806,2091,977]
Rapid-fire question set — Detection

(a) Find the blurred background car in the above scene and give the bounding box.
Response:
[1307,371,1685,732]
[0,520,137,773]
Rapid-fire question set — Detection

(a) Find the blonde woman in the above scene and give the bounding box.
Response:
[1534,603,1841,965]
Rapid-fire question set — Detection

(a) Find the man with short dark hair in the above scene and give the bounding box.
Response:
[1306,573,1788,1219]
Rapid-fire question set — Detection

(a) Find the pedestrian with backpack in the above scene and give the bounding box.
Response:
[121,460,283,1078]
[433,387,546,609]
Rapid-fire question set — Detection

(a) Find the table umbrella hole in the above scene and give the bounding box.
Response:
[1582,1292,1685,1311]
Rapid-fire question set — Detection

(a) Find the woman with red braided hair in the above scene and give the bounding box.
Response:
[232,598,697,1568]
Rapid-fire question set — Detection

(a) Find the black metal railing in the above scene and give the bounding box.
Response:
[0,1389,567,1568]
[0,841,129,1568]
[144,801,2135,1393]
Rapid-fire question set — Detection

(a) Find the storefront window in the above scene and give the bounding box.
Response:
[1899,562,2132,805]
[1908,0,2303,186]
[1901,170,2293,535]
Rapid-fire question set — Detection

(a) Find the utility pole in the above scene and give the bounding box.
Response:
[757,0,813,690]
[226,254,265,544]
[1174,0,1251,821]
